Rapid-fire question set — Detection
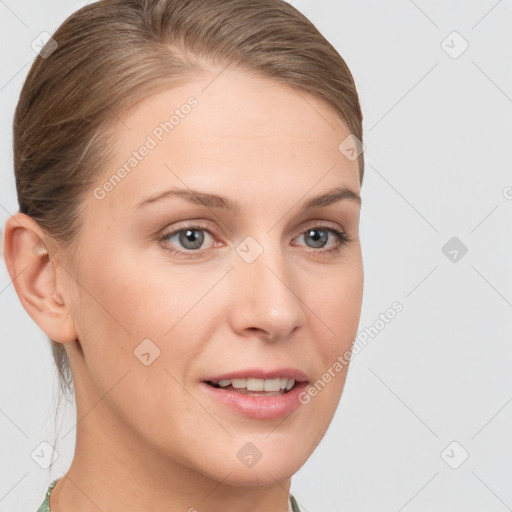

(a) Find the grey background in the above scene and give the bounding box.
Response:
[1,1,511,510]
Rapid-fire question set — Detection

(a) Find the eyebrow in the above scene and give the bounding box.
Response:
[135,186,361,213]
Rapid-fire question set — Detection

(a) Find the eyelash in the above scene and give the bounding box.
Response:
[159,221,351,258]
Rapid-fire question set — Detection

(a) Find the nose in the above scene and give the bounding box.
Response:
[227,240,306,342]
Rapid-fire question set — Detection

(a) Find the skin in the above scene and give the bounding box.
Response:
[4,68,363,512]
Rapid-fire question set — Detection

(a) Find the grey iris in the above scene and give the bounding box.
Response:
[180,229,204,250]
[305,228,328,248]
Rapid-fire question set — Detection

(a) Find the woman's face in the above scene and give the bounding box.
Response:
[62,68,363,485]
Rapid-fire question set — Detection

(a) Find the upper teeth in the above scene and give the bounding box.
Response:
[217,377,295,392]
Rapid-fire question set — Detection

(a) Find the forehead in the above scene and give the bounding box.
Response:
[90,68,360,214]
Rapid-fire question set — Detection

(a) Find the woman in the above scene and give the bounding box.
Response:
[3,0,365,510]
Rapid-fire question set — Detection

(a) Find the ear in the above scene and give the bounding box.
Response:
[3,212,78,344]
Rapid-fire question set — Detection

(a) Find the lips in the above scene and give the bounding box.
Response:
[201,367,309,419]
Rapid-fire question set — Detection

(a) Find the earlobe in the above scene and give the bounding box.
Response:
[3,213,78,344]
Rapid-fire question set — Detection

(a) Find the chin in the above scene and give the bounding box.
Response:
[215,461,303,487]
[193,441,311,487]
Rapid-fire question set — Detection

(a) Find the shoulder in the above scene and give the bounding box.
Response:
[36,479,59,512]
[290,494,304,512]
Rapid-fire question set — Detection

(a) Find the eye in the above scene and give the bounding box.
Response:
[293,224,350,253]
[160,223,216,256]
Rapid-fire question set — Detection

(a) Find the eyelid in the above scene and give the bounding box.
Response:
[299,219,345,233]
[161,220,217,237]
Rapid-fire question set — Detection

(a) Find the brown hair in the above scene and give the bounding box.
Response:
[14,0,364,401]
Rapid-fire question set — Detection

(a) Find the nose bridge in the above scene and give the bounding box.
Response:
[229,234,305,340]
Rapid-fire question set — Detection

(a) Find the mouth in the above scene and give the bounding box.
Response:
[204,377,298,396]
[200,368,309,419]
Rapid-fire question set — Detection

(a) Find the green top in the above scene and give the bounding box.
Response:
[37,478,302,511]
[36,479,58,512]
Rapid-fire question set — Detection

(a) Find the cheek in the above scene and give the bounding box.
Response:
[75,243,208,338]
[308,259,364,356]
[70,240,230,398]
[68,245,187,383]
[69,249,216,441]
[300,256,363,413]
